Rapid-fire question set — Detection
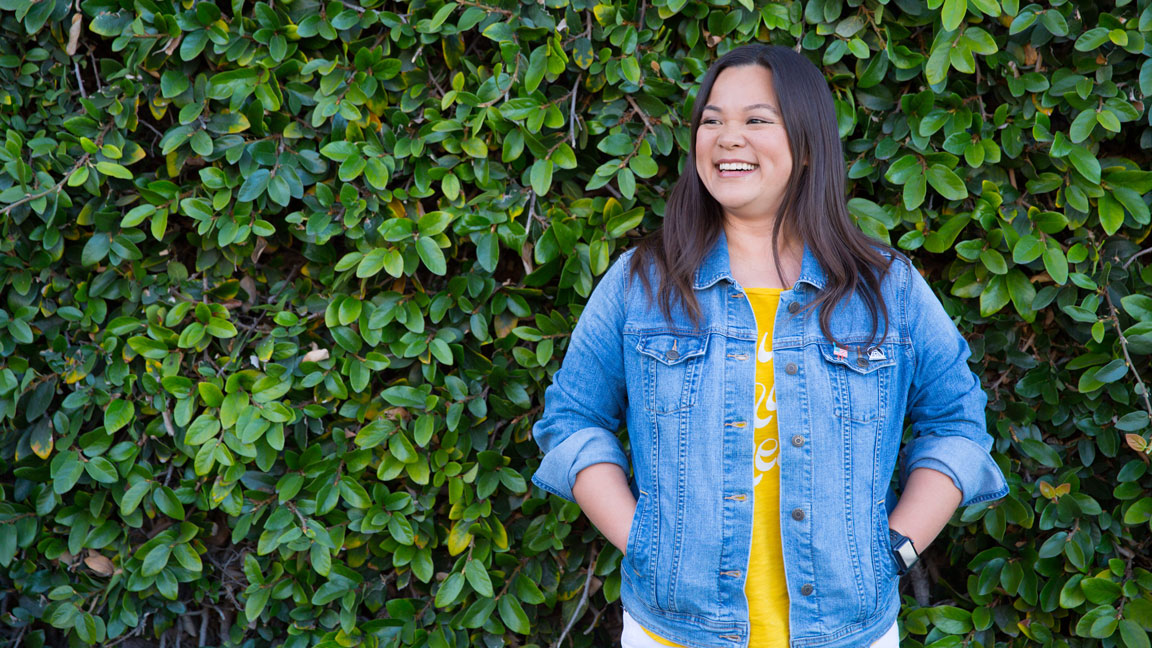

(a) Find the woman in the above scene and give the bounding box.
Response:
[531,45,1006,648]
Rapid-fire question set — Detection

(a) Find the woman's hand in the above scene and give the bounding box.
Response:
[572,462,638,553]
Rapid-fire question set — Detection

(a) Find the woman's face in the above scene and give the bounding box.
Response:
[694,64,793,224]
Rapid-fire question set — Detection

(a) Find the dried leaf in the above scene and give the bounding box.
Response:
[85,551,114,576]
[302,348,329,363]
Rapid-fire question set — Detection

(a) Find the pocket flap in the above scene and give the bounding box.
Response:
[820,343,896,375]
[636,334,708,366]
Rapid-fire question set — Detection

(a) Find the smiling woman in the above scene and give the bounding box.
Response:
[694,66,793,236]
[531,44,1007,648]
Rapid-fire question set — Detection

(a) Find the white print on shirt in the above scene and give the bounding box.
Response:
[753,438,778,486]
[754,381,776,429]
[753,331,779,487]
[758,333,773,364]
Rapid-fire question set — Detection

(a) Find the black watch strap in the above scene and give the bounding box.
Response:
[889,529,919,575]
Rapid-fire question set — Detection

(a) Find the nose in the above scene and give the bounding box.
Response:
[717,124,745,149]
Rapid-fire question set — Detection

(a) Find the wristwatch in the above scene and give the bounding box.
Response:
[889,529,919,575]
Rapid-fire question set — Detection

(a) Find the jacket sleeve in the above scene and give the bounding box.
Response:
[899,262,1008,507]
[530,253,632,502]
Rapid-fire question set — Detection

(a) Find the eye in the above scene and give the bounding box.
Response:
[701,118,719,125]
[748,118,771,124]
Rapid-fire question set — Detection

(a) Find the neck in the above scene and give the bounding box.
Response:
[723,215,803,289]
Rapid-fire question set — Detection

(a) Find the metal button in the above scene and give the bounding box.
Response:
[856,357,868,367]
[791,508,805,521]
[785,362,798,375]
[800,583,814,596]
[791,435,805,447]
[666,349,680,361]
[787,301,801,314]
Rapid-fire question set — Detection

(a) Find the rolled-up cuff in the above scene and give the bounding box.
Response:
[531,426,630,502]
[901,433,1008,506]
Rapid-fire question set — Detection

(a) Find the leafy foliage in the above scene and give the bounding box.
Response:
[1,0,1151,646]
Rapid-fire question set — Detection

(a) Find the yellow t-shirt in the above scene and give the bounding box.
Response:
[641,288,790,647]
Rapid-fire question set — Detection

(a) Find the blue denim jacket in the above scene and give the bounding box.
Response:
[531,233,1008,648]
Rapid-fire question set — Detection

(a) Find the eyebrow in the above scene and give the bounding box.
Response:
[702,103,780,115]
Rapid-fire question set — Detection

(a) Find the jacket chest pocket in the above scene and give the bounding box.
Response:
[637,334,708,414]
[820,343,897,423]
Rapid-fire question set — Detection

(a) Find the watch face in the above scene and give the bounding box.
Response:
[896,540,918,567]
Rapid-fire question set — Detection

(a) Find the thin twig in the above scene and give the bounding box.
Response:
[89,50,102,91]
[569,74,580,148]
[456,0,514,16]
[216,264,302,377]
[0,123,112,215]
[1104,289,1152,425]
[162,409,177,437]
[524,190,537,230]
[74,59,86,98]
[553,544,603,648]
[1123,247,1152,270]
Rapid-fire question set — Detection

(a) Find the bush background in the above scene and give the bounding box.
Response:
[2,0,1152,646]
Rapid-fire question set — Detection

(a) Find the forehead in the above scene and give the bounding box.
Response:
[704,65,778,107]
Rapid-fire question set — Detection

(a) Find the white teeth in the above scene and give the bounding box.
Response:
[718,162,757,171]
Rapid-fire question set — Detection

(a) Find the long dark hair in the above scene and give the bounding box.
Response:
[630,44,897,346]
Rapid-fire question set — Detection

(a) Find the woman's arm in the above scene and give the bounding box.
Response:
[571,463,637,552]
[898,263,1008,511]
[886,467,962,552]
[531,254,633,502]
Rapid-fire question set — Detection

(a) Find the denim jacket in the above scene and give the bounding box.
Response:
[531,233,1008,648]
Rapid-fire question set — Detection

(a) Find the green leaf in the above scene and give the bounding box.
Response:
[207,317,237,338]
[104,399,134,433]
[84,457,118,484]
[1069,110,1096,143]
[1005,269,1036,322]
[153,485,185,519]
[1043,246,1068,285]
[82,233,111,266]
[461,137,487,158]
[141,543,171,577]
[1081,578,1122,605]
[95,161,132,180]
[464,560,494,598]
[979,274,1009,316]
[903,173,927,210]
[1123,295,1152,322]
[980,249,1008,275]
[435,572,465,607]
[926,164,968,200]
[198,382,224,407]
[498,595,531,634]
[245,587,270,621]
[941,0,967,31]
[1067,145,1101,184]
[530,159,553,196]
[417,237,447,275]
[237,169,271,202]
[525,45,547,93]
[1099,193,1125,235]
[1012,235,1044,263]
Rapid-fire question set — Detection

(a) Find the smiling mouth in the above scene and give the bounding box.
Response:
[717,162,759,176]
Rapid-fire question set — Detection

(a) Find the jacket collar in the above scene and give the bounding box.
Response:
[692,229,827,292]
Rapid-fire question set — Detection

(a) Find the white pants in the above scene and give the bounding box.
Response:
[621,609,899,648]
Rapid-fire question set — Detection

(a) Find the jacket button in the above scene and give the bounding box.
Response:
[666,349,680,361]
[856,357,868,367]
[791,435,805,447]
[787,301,800,314]
[785,362,798,375]
[791,508,805,521]
[800,584,814,596]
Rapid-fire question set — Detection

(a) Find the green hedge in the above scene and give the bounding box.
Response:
[1,0,1152,645]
